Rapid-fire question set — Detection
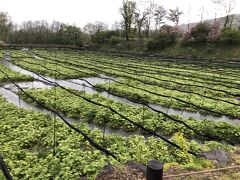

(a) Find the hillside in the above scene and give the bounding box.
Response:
[179,14,240,31]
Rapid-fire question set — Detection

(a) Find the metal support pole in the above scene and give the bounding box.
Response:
[53,51,57,156]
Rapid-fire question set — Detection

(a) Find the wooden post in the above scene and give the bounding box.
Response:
[146,160,164,180]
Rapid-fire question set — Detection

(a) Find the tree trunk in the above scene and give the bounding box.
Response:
[229,15,234,28]
[125,25,129,41]
[224,15,229,28]
[138,25,143,47]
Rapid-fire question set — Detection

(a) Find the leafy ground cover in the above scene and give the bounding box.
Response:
[19,87,240,144]
[11,49,240,118]
[0,50,33,83]
[0,64,33,83]
[1,94,233,179]
[1,49,240,179]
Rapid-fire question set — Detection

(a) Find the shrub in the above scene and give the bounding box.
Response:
[219,27,240,44]
[147,32,171,50]
[207,21,221,43]
[190,22,211,42]
[0,40,5,47]
[92,30,119,45]
[147,26,181,50]
[182,31,192,43]
[115,40,139,50]
[147,28,179,50]
[108,36,124,46]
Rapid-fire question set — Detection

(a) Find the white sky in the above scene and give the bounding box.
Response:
[0,0,240,28]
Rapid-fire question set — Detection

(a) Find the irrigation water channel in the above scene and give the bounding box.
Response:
[0,55,239,138]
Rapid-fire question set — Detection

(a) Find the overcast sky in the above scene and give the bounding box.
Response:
[0,0,240,28]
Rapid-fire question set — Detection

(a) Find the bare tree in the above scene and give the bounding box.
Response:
[111,21,122,31]
[154,5,167,31]
[167,7,183,27]
[212,0,236,27]
[50,21,62,33]
[0,12,13,42]
[186,4,192,31]
[143,0,157,39]
[134,1,151,46]
[198,6,209,22]
[83,21,108,35]
[120,0,136,41]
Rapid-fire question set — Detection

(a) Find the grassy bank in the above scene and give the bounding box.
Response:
[163,43,240,60]
[97,39,240,61]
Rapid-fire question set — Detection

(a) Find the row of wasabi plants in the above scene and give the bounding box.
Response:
[0,94,237,179]
[0,49,239,179]
[10,49,240,118]
[19,87,240,144]
[0,50,33,83]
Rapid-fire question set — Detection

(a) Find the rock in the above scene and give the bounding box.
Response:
[127,161,147,175]
[96,163,114,179]
[79,177,87,180]
[198,150,230,164]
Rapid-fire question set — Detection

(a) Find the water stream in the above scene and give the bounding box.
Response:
[0,87,140,137]
[1,57,239,126]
